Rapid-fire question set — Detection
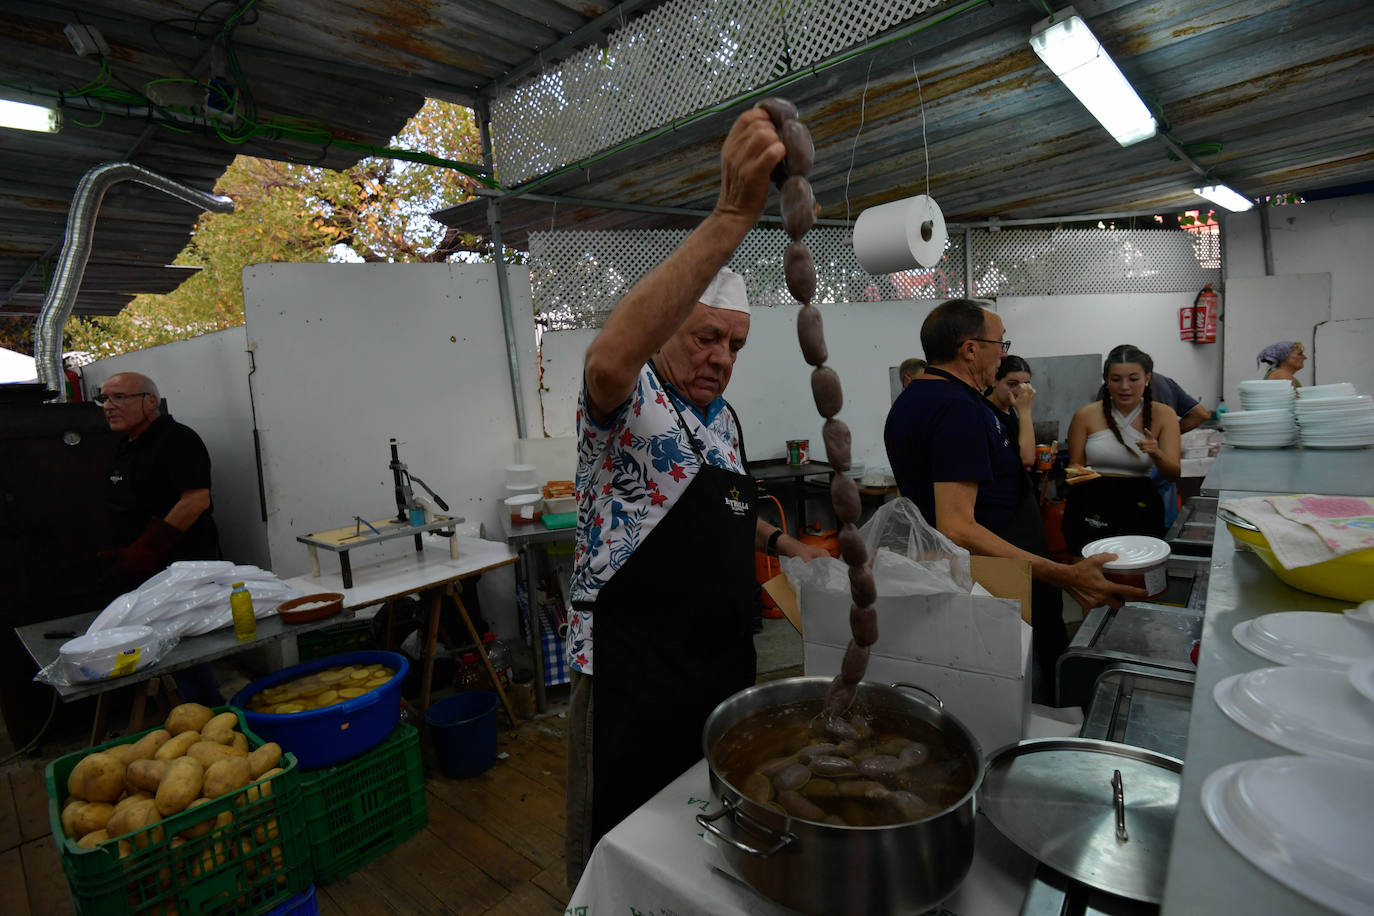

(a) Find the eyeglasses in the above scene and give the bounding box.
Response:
[969,338,1012,354]
[93,392,151,405]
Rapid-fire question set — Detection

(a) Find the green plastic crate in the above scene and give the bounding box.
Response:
[296,621,374,662]
[300,721,427,883]
[46,706,312,916]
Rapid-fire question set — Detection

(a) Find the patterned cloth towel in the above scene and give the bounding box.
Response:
[1223,494,1374,569]
[540,617,570,687]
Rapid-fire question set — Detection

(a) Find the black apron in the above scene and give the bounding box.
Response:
[583,386,758,843]
[1062,475,1165,554]
[925,367,1067,698]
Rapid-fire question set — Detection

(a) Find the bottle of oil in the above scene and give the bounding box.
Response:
[230,581,257,642]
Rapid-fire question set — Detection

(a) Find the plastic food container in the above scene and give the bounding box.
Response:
[232,650,409,769]
[544,494,577,514]
[1082,535,1171,599]
[58,625,159,683]
[505,492,543,524]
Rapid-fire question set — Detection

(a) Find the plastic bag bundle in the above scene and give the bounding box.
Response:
[857,498,971,592]
[88,561,301,637]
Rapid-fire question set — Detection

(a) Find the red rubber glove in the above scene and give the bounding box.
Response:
[112,517,182,589]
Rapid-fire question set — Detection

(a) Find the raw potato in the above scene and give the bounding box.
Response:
[247,743,282,779]
[165,703,215,736]
[188,741,245,767]
[114,792,153,815]
[130,800,164,850]
[68,752,124,803]
[126,758,169,794]
[203,758,251,799]
[156,757,205,817]
[230,731,249,754]
[74,802,116,837]
[61,800,86,839]
[155,731,201,760]
[77,828,110,850]
[106,743,142,766]
[178,797,217,840]
[129,728,172,761]
[200,712,239,745]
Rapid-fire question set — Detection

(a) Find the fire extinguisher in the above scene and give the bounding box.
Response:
[1191,284,1218,344]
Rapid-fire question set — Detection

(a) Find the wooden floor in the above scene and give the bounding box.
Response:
[1,712,572,915]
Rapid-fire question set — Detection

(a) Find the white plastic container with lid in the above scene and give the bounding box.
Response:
[504,492,543,524]
[58,625,159,683]
[504,464,537,488]
[1082,535,1171,599]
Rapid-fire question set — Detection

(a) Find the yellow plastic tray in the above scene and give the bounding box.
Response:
[1227,521,1374,602]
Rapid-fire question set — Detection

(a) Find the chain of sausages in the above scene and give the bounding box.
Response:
[758,98,876,730]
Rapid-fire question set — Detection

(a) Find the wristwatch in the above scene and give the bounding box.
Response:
[766,528,783,557]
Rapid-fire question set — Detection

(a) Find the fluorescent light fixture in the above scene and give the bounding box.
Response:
[1194,184,1254,212]
[0,89,61,133]
[1030,7,1157,146]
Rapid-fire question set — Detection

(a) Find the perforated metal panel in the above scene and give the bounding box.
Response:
[529,225,1219,328]
[968,228,1221,297]
[490,0,950,185]
[530,226,963,329]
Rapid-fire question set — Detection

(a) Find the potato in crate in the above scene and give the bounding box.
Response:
[46,704,310,916]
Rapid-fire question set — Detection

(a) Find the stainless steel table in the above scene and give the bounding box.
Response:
[1199,445,1374,496]
[500,514,577,711]
[1158,490,1349,915]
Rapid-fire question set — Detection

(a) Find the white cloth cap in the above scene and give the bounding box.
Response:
[699,268,749,314]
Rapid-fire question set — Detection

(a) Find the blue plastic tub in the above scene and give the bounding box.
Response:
[232,650,409,769]
[425,691,498,779]
[262,884,318,916]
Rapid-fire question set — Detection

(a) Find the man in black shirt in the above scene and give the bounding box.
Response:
[100,371,220,585]
[885,300,1143,700]
[99,371,223,706]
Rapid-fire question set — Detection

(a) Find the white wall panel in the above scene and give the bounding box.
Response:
[83,327,270,569]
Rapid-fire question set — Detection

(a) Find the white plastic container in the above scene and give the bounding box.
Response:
[1082,535,1171,599]
[59,625,159,683]
[544,495,577,514]
[504,464,537,488]
[504,492,543,524]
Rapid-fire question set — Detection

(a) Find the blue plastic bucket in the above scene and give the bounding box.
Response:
[231,650,409,769]
[425,691,498,779]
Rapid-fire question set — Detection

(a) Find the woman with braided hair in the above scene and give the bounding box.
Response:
[1062,345,1181,554]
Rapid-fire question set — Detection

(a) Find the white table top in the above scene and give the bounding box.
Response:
[282,535,516,608]
[568,757,1037,916]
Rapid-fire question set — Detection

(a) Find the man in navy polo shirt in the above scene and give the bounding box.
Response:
[885,300,1144,701]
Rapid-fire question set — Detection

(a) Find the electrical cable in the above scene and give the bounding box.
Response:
[843,57,875,225]
[0,691,58,766]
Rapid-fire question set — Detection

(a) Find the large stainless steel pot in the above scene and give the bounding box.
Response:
[698,676,984,916]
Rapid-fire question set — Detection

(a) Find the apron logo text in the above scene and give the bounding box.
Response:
[723,486,749,517]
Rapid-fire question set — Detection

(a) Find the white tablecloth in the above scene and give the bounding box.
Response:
[567,758,1041,916]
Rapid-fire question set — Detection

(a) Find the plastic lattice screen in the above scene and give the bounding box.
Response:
[529,226,1219,328]
[968,227,1221,297]
[490,0,950,185]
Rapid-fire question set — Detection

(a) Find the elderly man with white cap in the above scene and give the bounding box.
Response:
[563,109,827,887]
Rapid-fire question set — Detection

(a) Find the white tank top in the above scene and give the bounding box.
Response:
[1084,403,1153,476]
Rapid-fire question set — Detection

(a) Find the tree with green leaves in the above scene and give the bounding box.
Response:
[54,99,492,358]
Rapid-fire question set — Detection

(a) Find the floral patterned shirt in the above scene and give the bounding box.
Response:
[566,362,744,675]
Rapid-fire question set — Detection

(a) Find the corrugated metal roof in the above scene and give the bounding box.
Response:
[1,0,1371,318]
[437,0,1374,247]
[0,0,667,316]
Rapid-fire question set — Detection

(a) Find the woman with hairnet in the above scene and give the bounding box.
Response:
[1257,340,1306,385]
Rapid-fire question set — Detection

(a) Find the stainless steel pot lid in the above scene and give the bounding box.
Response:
[978,737,1182,904]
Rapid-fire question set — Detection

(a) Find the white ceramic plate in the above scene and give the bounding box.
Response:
[1345,601,1374,630]
[1350,660,1374,704]
[1301,441,1374,450]
[1213,667,1374,762]
[1201,756,1374,915]
[1232,612,1374,669]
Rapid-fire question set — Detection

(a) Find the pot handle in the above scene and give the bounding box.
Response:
[891,682,944,709]
[696,797,796,858]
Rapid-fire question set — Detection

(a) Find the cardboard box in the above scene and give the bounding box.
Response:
[770,551,1034,754]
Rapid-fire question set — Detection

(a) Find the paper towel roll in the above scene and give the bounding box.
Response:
[852,194,948,273]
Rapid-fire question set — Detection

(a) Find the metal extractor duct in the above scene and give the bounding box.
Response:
[34,162,234,399]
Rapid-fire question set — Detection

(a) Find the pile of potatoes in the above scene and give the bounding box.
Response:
[60,702,284,873]
[245,663,396,714]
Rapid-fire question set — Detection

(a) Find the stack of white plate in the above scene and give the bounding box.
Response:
[1295,394,1374,449]
[1297,382,1357,400]
[1238,378,1298,411]
[1219,407,1297,448]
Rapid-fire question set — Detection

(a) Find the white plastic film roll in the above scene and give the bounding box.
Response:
[852,194,948,273]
